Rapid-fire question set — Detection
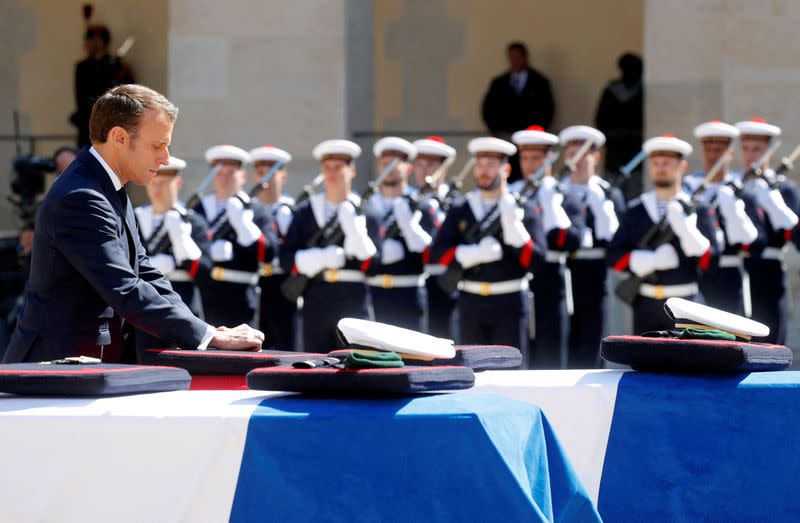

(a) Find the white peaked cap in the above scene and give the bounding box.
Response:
[559,125,606,147]
[693,121,740,140]
[643,135,693,158]
[665,297,770,339]
[337,318,456,359]
[204,145,251,165]
[373,137,417,160]
[413,136,456,159]
[312,139,362,161]
[159,156,187,172]
[249,145,292,164]
[467,137,516,157]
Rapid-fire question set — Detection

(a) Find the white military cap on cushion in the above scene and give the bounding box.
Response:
[665,297,769,340]
[735,118,782,137]
[412,136,456,159]
[204,145,251,165]
[512,125,559,147]
[693,121,740,140]
[249,145,292,164]
[559,125,606,147]
[467,137,517,157]
[312,139,362,161]
[337,318,455,360]
[373,137,417,160]
[159,156,187,172]
[643,134,693,157]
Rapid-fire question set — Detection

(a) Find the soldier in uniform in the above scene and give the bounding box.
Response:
[510,125,583,368]
[555,126,625,368]
[608,135,720,334]
[193,145,277,328]
[135,155,211,318]
[364,137,432,331]
[250,145,297,350]
[429,137,545,358]
[735,118,799,344]
[684,121,760,315]
[412,136,457,338]
[280,140,380,352]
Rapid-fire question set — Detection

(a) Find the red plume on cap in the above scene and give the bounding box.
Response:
[751,117,767,123]
[661,134,676,138]
[526,125,545,131]
[426,136,445,143]
[263,144,274,148]
[710,119,722,123]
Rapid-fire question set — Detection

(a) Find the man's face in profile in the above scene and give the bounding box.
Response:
[122,109,172,186]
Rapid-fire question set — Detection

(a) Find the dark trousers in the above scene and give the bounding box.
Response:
[302,282,369,353]
[458,291,528,359]
[568,296,604,369]
[201,280,257,328]
[426,277,456,339]
[259,275,297,351]
[370,285,425,332]
[632,293,702,335]
[530,262,564,369]
[700,267,743,315]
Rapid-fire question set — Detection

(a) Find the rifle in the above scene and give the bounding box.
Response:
[440,158,476,212]
[770,143,800,179]
[729,139,782,195]
[293,174,325,208]
[209,161,284,241]
[555,138,595,179]
[382,155,454,240]
[280,159,398,301]
[614,146,734,305]
[148,164,221,256]
[436,151,560,294]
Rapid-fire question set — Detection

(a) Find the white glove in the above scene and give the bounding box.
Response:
[751,178,799,230]
[210,239,233,262]
[628,244,679,277]
[666,201,711,257]
[392,198,432,253]
[586,184,619,241]
[381,238,405,265]
[225,198,263,247]
[294,245,345,277]
[537,177,571,232]
[275,205,293,237]
[164,210,202,264]
[498,192,531,248]
[715,185,758,246]
[455,236,503,269]
[149,253,176,275]
[337,203,377,260]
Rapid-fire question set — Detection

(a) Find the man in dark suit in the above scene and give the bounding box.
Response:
[481,42,556,182]
[4,84,264,363]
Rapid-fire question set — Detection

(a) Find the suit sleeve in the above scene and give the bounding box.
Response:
[481,77,503,133]
[53,190,208,348]
[607,212,637,273]
[546,192,586,252]
[180,213,214,283]
[502,203,545,270]
[429,205,465,267]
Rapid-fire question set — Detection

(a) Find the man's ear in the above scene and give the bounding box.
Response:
[176,177,184,189]
[109,126,127,147]
[502,162,512,178]
[678,159,689,177]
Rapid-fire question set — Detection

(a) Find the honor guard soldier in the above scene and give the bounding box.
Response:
[365,137,432,330]
[511,125,575,368]
[549,126,625,367]
[250,144,297,350]
[685,121,759,315]
[412,136,457,338]
[194,145,278,328]
[280,139,380,352]
[429,137,545,358]
[609,135,720,333]
[735,118,800,344]
[135,155,211,318]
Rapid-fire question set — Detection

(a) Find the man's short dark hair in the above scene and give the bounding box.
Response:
[85,25,111,46]
[89,84,178,144]
[507,41,528,56]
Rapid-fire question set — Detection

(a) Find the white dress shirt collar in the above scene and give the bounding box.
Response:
[89,146,123,191]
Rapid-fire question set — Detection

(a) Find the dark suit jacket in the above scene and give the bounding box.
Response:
[481,66,555,134]
[3,147,208,363]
